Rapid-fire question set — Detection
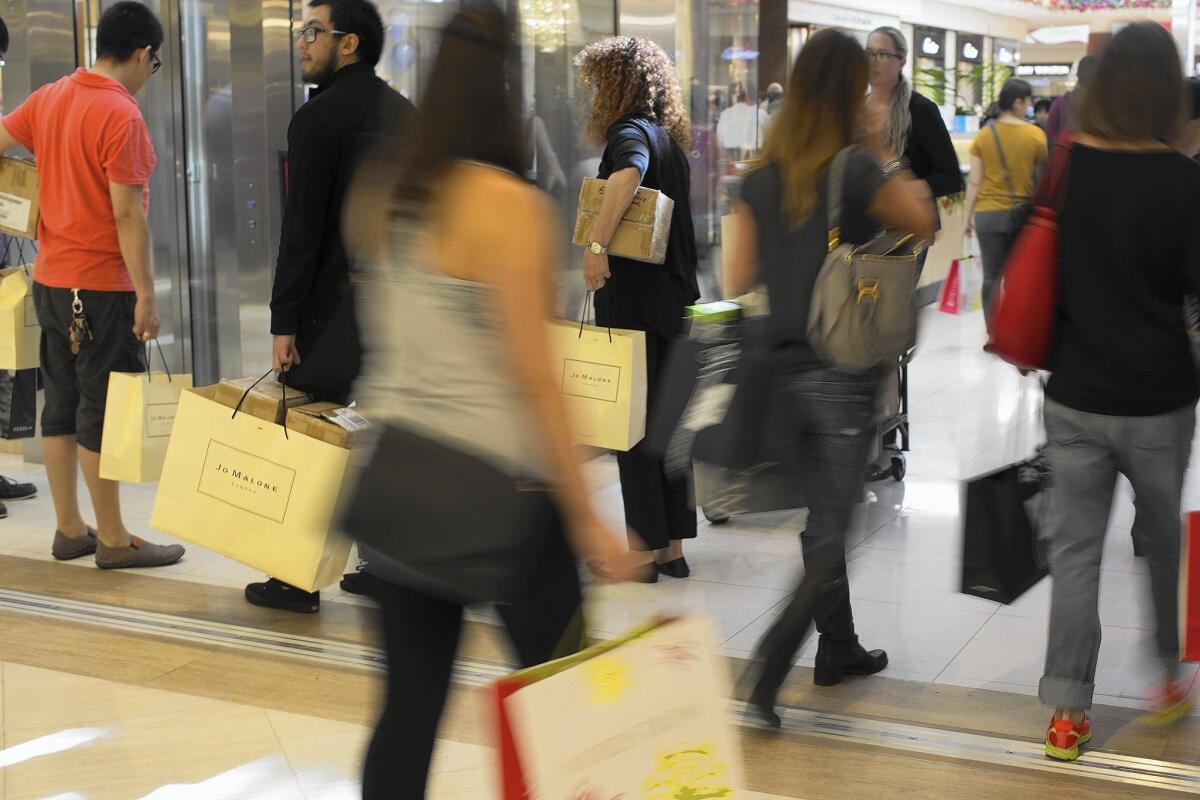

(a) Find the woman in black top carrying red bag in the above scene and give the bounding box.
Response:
[1035,23,1200,762]
[575,37,700,581]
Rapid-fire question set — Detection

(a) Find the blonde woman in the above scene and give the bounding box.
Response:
[576,37,699,581]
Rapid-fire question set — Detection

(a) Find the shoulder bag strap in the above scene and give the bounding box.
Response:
[1034,133,1075,214]
[989,124,1020,209]
[826,147,850,252]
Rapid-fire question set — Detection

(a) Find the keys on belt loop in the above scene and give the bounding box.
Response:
[68,289,93,355]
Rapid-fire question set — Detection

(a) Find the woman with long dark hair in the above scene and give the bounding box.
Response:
[575,37,700,581]
[725,29,935,727]
[352,5,639,795]
[1037,23,1200,762]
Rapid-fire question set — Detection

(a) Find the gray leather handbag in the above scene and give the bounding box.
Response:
[807,147,923,370]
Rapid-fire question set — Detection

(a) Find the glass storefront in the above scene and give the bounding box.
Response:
[913,26,948,106]
[956,32,984,113]
[369,0,753,301]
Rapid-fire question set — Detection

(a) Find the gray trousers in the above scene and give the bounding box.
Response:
[974,208,1023,328]
[1039,399,1195,710]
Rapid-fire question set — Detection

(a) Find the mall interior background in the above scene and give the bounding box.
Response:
[0,0,1197,387]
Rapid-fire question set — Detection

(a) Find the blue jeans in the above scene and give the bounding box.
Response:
[1039,399,1195,710]
[752,366,879,696]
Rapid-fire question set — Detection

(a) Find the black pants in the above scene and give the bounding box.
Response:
[616,330,697,551]
[34,284,144,453]
[284,288,362,405]
[752,367,878,697]
[361,528,584,799]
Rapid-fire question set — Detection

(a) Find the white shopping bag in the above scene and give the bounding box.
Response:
[495,615,743,799]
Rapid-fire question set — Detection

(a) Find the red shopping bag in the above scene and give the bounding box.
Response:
[989,133,1074,370]
[1183,512,1200,662]
[938,259,963,314]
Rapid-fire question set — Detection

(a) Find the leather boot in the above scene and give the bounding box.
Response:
[813,636,888,686]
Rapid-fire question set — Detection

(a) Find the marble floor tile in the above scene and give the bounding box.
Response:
[722,597,992,680]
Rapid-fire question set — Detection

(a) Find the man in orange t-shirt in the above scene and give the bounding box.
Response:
[0,1,183,569]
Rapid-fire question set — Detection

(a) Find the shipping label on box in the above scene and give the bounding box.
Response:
[286,402,372,448]
[0,159,40,240]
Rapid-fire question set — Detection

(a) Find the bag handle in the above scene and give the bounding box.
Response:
[2,237,33,278]
[231,368,290,439]
[826,147,851,252]
[577,291,613,344]
[144,339,173,383]
[988,125,1021,210]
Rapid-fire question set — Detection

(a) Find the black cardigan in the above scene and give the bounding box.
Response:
[270,63,417,335]
[904,91,963,198]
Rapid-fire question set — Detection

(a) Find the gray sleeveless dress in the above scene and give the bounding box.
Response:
[354,207,549,484]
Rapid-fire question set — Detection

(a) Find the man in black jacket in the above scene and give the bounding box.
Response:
[245,0,416,613]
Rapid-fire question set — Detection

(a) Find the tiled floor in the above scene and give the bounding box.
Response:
[0,663,797,799]
[1,305,1198,715]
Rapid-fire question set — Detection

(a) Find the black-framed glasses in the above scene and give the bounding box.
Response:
[150,51,161,74]
[866,49,903,62]
[297,26,348,44]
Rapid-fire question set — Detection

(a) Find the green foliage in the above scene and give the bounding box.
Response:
[912,62,1013,114]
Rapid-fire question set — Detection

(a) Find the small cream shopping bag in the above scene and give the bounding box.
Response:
[100,344,192,483]
[547,316,647,451]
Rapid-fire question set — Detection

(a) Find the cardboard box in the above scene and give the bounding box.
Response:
[572,177,674,265]
[286,402,371,448]
[0,158,40,240]
[213,376,310,425]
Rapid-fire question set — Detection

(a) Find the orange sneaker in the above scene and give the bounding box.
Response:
[1045,716,1092,762]
[1140,680,1195,728]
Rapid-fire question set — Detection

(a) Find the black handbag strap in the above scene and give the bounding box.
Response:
[989,124,1020,210]
[144,339,173,383]
[578,291,613,343]
[232,368,291,439]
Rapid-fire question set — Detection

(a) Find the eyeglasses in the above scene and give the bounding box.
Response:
[297,26,348,43]
[866,49,904,62]
[150,51,162,74]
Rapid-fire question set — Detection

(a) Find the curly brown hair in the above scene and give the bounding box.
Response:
[575,36,692,150]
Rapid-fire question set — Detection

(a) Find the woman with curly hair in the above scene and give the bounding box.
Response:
[575,37,699,582]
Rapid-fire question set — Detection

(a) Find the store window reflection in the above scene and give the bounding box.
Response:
[375,0,460,100]
[694,0,759,299]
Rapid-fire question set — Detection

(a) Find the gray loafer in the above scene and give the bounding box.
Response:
[95,536,185,570]
[52,527,99,561]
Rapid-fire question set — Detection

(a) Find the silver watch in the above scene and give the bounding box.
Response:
[587,241,608,255]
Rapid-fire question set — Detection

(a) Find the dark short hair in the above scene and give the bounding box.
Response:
[309,0,385,68]
[998,79,1033,111]
[96,2,164,63]
[1034,98,1052,114]
[1077,55,1099,87]
[0,16,9,56]
[1080,23,1184,143]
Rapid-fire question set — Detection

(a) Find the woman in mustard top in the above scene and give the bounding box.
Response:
[963,78,1047,334]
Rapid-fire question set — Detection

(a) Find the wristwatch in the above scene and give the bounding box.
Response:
[586,241,608,255]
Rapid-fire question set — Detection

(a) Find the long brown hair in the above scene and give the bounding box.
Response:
[764,29,869,224]
[393,2,525,207]
[575,36,692,149]
[1079,23,1185,144]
